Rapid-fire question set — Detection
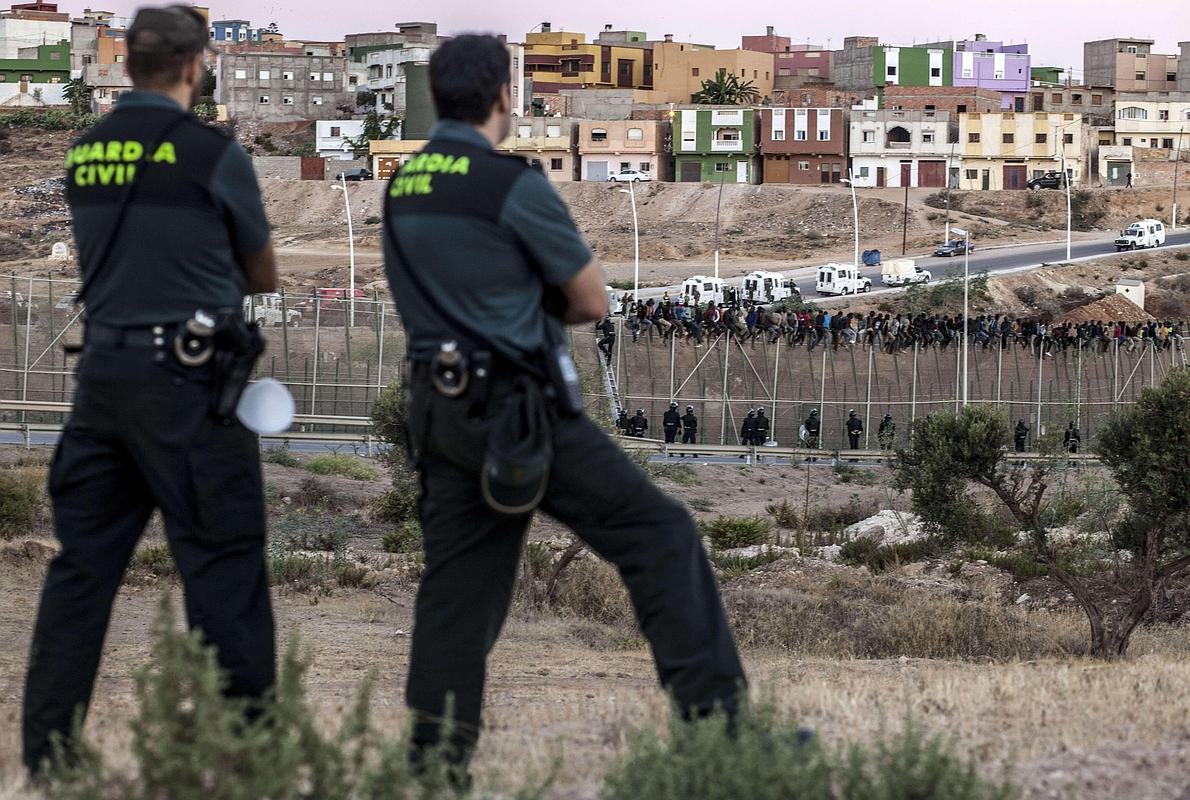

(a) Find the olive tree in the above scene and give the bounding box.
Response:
[894,369,1190,657]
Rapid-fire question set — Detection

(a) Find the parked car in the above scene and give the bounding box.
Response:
[741,271,799,302]
[934,239,975,257]
[681,275,726,305]
[881,258,931,287]
[1114,219,1165,251]
[335,167,373,182]
[1027,171,1067,190]
[608,169,652,183]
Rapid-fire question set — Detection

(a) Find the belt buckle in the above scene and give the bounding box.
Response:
[431,342,468,398]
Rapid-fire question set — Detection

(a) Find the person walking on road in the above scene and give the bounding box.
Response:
[381,35,746,781]
[23,5,279,776]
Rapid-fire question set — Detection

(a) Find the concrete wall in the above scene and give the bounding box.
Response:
[252,156,302,180]
[324,158,367,180]
[831,45,876,90]
[1181,42,1190,91]
[0,82,66,105]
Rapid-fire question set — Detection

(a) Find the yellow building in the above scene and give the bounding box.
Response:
[523,28,652,93]
[958,112,1086,190]
[651,40,775,105]
[369,139,430,180]
[497,117,578,182]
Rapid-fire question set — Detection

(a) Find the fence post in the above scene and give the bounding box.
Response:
[863,344,873,448]
[1035,346,1044,438]
[280,288,291,381]
[376,303,386,392]
[310,297,321,415]
[720,336,731,445]
[21,276,33,404]
[910,341,918,427]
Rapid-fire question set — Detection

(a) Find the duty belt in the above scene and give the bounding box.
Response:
[83,321,180,348]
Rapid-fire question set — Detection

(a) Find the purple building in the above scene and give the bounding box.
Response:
[953,35,1030,109]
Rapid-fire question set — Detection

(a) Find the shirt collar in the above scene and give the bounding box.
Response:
[429,119,494,150]
[114,90,185,112]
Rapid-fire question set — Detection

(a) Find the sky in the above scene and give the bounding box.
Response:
[82,0,1190,79]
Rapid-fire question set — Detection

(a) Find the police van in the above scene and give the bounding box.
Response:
[815,264,872,296]
[880,258,931,287]
[243,293,302,327]
[741,271,800,303]
[681,276,726,305]
[1114,219,1165,251]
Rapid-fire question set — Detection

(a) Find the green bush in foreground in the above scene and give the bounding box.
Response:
[305,453,379,481]
[604,706,1017,800]
[0,466,43,540]
[383,519,423,554]
[700,516,772,550]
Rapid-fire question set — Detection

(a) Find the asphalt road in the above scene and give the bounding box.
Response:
[631,230,1190,305]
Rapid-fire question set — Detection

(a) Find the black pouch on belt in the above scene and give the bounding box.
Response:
[210,316,265,421]
[481,376,552,515]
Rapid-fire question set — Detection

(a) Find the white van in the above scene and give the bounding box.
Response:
[815,264,872,296]
[243,293,302,327]
[681,276,725,305]
[880,258,932,287]
[1115,219,1166,251]
[741,271,799,303]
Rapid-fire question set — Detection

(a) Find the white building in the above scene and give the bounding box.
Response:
[316,119,366,159]
[508,42,525,117]
[848,102,959,188]
[365,46,433,111]
[0,5,72,59]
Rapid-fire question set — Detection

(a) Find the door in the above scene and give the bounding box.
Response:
[587,160,608,181]
[680,161,702,182]
[766,157,789,183]
[1106,161,1129,186]
[900,161,912,187]
[617,59,633,88]
[1003,165,1027,190]
[736,160,748,184]
[918,160,945,187]
[981,169,990,190]
[300,156,325,180]
[876,167,886,188]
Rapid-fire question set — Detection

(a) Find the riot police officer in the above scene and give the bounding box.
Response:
[1063,421,1080,453]
[846,409,864,449]
[597,315,615,358]
[803,408,821,448]
[615,408,630,436]
[740,409,757,446]
[1014,419,1030,452]
[753,407,770,445]
[23,5,278,775]
[877,414,896,451]
[663,402,681,444]
[383,36,745,775]
[631,408,649,437]
[681,405,698,444]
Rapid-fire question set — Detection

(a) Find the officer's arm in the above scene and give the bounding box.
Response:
[560,261,609,324]
[242,242,278,294]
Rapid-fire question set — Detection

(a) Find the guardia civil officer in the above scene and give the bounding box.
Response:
[740,409,757,446]
[803,408,821,448]
[383,35,745,776]
[23,5,277,775]
[847,409,864,449]
[663,402,681,443]
[681,405,698,443]
[1063,421,1080,454]
[753,408,770,445]
[630,408,649,437]
[1014,419,1030,452]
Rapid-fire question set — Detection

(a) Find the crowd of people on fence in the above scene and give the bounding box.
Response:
[600,294,1187,357]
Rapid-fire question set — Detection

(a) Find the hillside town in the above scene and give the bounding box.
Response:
[2,3,1188,190]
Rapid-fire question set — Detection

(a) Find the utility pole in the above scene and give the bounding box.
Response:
[901,180,909,255]
[713,168,726,279]
[1173,125,1185,231]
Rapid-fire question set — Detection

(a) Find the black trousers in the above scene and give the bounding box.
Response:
[405,377,745,759]
[849,433,861,449]
[682,429,697,444]
[23,343,274,773]
[664,425,678,444]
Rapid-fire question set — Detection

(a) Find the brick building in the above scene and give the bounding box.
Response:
[880,86,1001,113]
[758,107,846,184]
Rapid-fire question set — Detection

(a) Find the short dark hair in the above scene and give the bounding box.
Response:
[126,5,209,89]
[429,35,510,124]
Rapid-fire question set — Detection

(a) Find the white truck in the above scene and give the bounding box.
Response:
[815,264,872,296]
[243,293,302,327]
[681,275,726,305]
[880,258,932,287]
[741,271,800,303]
[1114,219,1165,251]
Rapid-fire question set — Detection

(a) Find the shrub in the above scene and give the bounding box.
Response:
[305,453,378,481]
[261,445,300,468]
[127,543,177,579]
[647,463,700,486]
[604,705,1016,800]
[363,215,382,225]
[0,465,43,540]
[700,516,771,550]
[374,475,419,524]
[1174,250,1189,262]
[766,499,799,528]
[548,557,633,625]
[839,536,941,573]
[290,476,342,510]
[371,380,408,462]
[687,497,715,513]
[272,509,351,552]
[382,519,422,554]
[710,548,784,579]
[833,464,878,485]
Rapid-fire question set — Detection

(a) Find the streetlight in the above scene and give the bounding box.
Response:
[712,169,727,280]
[619,184,640,298]
[952,226,971,406]
[1173,125,1185,231]
[841,171,860,271]
[331,174,356,327]
[1054,120,1077,263]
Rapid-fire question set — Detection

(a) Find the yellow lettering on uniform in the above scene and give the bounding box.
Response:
[74,166,88,186]
[439,155,454,173]
[105,141,122,161]
[426,153,444,173]
[417,174,433,194]
[88,142,105,162]
[448,156,470,175]
[124,164,136,183]
[96,164,117,185]
[151,142,176,164]
[123,141,143,162]
[64,147,75,169]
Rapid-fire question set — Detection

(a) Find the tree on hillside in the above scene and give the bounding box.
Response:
[894,374,1190,658]
[343,110,400,158]
[62,77,92,115]
[693,69,759,105]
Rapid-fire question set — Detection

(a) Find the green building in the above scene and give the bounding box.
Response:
[0,40,70,84]
[834,41,953,91]
[1031,66,1065,87]
[672,107,758,184]
[402,61,435,140]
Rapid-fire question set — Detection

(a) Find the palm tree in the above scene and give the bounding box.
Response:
[692,69,760,105]
[62,77,92,115]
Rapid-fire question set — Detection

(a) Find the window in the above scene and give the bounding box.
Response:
[1002,133,1014,144]
[1159,110,1169,121]
[716,128,741,142]
[1123,137,1132,145]
[798,161,810,170]
[1168,73,1177,83]
[385,65,393,78]
[323,72,334,82]
[1126,45,1138,53]
[330,126,341,137]
[922,131,935,143]
[309,72,319,81]
[857,166,869,178]
[627,127,644,141]
[620,162,631,172]
[817,128,829,141]
[692,67,700,77]
[258,95,270,104]
[956,104,967,113]
[714,162,731,172]
[1092,94,1103,105]
[518,124,532,138]
[887,66,897,77]
[311,96,323,105]
[591,128,607,142]
[550,158,563,171]
[965,169,978,179]
[546,124,561,138]
[282,70,294,80]
[49,51,61,61]
[1118,106,1148,119]
[1052,92,1062,103]
[773,130,785,141]
[234,69,247,80]
[1035,133,1047,144]
[1135,71,1146,81]
[1063,133,1074,144]
[795,128,807,140]
[282,96,294,105]
[930,66,941,78]
[1163,138,1174,148]
[862,130,875,143]
[640,162,651,172]
[968,133,981,143]
[1071,93,1082,105]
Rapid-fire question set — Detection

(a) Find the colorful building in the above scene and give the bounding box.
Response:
[672,106,758,183]
[652,40,774,104]
[833,37,952,91]
[1083,39,1179,92]
[758,107,846,184]
[577,119,667,181]
[498,116,578,182]
[0,39,68,83]
[0,2,70,60]
[958,111,1086,190]
[848,103,958,188]
[522,24,653,94]
[953,37,1030,109]
[210,19,263,46]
